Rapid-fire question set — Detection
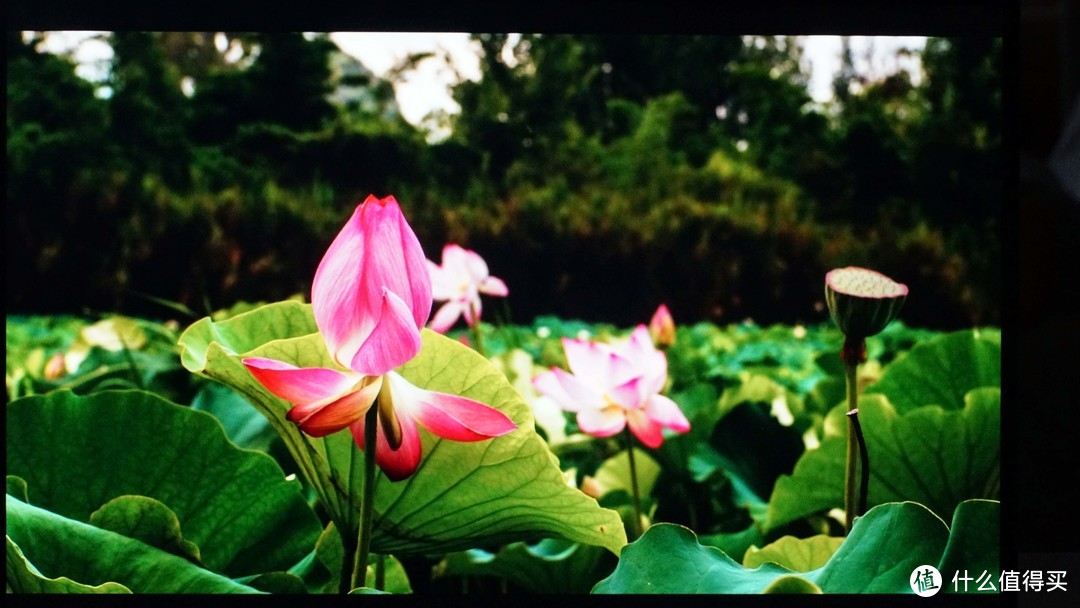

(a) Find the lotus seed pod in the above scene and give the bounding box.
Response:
[824,267,908,339]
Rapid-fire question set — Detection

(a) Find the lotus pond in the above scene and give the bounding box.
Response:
[6,302,1000,594]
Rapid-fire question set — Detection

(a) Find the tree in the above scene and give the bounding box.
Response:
[188,32,337,145]
[7,32,115,312]
[914,37,1002,227]
[108,32,193,189]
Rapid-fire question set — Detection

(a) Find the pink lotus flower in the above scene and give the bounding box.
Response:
[531,325,690,448]
[648,304,676,348]
[243,195,516,481]
[427,244,508,333]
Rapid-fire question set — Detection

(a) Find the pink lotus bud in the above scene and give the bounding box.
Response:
[648,304,676,348]
[44,353,66,380]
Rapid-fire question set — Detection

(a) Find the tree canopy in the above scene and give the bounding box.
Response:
[7,32,1001,329]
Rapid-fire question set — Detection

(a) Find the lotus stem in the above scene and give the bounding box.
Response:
[469,301,487,358]
[847,407,870,523]
[375,553,385,592]
[623,427,644,540]
[348,402,379,592]
[842,338,866,534]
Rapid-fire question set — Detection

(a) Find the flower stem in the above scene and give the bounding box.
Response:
[623,427,644,540]
[842,347,861,534]
[469,302,487,358]
[348,402,379,592]
[375,553,385,591]
[847,407,870,520]
[339,525,356,595]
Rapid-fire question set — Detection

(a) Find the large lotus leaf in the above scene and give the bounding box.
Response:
[191,382,278,453]
[177,301,626,556]
[593,501,951,593]
[937,499,1000,592]
[765,388,999,531]
[439,538,613,594]
[865,328,1000,413]
[6,495,258,593]
[7,535,131,594]
[5,390,321,578]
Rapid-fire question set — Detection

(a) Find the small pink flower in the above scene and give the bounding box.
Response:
[243,196,516,481]
[532,326,690,449]
[427,244,508,333]
[648,304,676,348]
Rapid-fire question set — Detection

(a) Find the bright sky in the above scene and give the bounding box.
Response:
[35,32,926,140]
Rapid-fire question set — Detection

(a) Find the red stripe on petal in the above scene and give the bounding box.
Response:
[242,358,357,405]
[293,376,381,437]
[413,390,517,441]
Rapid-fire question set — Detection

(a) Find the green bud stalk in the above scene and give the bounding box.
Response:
[824,267,907,533]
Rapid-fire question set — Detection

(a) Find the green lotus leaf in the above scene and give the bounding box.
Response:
[864,328,1000,413]
[743,534,844,572]
[439,538,614,594]
[698,521,765,564]
[7,475,28,504]
[6,534,131,594]
[765,388,999,531]
[235,571,308,594]
[177,301,626,556]
[191,382,278,453]
[5,389,321,578]
[6,495,258,593]
[762,575,823,594]
[937,499,1000,593]
[593,501,955,593]
[88,496,202,565]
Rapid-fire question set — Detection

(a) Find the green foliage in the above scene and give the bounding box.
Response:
[438,538,614,594]
[743,534,844,571]
[864,327,1000,413]
[593,500,998,593]
[766,388,1000,530]
[6,390,323,578]
[7,496,260,594]
[7,309,998,594]
[5,314,196,404]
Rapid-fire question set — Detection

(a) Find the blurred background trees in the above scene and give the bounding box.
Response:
[7,32,1001,330]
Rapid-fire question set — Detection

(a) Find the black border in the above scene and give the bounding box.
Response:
[11,0,1004,35]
